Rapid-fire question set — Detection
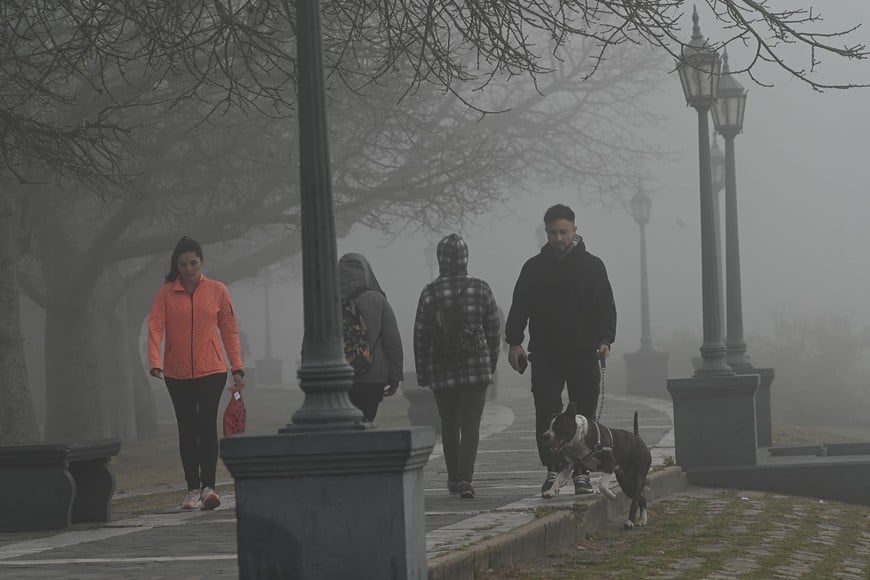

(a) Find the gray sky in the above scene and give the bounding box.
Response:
[232,1,870,371]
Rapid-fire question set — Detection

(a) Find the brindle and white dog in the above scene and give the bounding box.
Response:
[540,401,651,529]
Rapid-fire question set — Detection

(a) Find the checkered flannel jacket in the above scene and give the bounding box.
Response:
[413,273,500,390]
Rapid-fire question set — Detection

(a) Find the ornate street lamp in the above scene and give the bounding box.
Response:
[667,10,759,471]
[676,6,730,376]
[221,1,433,576]
[710,51,751,371]
[630,182,653,350]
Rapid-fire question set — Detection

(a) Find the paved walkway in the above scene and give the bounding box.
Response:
[0,377,675,579]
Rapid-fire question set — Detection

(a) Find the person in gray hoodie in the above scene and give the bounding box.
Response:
[339,253,404,422]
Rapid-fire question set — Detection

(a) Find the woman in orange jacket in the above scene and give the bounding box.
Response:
[148,236,245,510]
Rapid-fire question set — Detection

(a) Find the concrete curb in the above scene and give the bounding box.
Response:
[427,466,688,580]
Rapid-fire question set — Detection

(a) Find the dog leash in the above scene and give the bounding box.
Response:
[596,350,607,422]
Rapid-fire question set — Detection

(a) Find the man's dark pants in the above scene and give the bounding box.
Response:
[531,351,601,469]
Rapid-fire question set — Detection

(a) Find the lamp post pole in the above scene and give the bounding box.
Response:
[710,134,726,336]
[676,7,731,376]
[631,182,653,351]
[711,52,752,371]
[286,0,362,430]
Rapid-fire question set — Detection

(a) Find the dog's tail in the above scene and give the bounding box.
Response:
[633,411,639,436]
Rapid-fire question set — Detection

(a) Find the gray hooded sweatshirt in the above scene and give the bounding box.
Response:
[339,253,404,387]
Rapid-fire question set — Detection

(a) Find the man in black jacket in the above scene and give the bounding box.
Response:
[505,204,617,497]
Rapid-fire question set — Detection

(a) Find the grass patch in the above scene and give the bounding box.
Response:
[493,491,870,579]
[773,421,870,446]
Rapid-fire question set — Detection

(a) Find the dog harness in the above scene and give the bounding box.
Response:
[580,421,614,463]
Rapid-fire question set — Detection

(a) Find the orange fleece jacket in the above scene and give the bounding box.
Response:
[148,274,244,380]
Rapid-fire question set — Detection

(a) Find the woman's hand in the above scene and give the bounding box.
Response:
[384,383,399,397]
[150,368,164,380]
[232,370,246,390]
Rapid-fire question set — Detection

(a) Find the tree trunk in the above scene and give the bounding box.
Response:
[0,191,39,444]
[93,270,137,441]
[44,297,110,441]
[124,259,164,440]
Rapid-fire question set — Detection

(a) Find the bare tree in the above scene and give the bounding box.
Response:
[2,1,866,184]
[2,1,867,443]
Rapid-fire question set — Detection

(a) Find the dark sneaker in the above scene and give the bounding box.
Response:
[457,481,476,499]
[541,471,559,498]
[447,480,460,495]
[573,472,593,495]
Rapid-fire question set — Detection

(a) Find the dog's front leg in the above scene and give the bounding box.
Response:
[597,471,617,499]
[542,465,574,499]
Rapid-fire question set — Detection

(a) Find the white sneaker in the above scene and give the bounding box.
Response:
[200,487,221,510]
[181,489,201,510]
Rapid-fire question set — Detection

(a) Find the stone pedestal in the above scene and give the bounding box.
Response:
[220,427,434,580]
[748,367,774,447]
[667,374,759,468]
[624,349,670,399]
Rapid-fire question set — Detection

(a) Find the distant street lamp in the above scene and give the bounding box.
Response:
[710,51,750,371]
[676,6,730,376]
[255,280,283,385]
[630,181,653,350]
[624,181,670,399]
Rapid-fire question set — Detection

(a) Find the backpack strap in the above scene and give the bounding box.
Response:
[345,286,384,352]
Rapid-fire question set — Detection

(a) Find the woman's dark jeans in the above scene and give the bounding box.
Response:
[165,373,227,490]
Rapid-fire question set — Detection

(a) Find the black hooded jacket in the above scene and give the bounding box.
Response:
[505,235,616,354]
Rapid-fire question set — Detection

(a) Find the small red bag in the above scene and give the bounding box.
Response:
[223,388,247,437]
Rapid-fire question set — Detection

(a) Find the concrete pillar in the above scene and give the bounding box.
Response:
[667,374,759,468]
[222,429,434,579]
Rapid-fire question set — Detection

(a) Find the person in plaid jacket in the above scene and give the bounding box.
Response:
[414,233,500,499]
